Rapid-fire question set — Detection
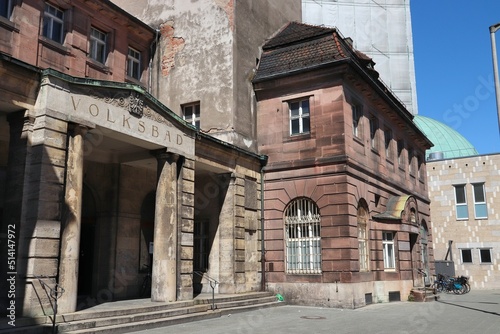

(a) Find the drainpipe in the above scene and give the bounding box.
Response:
[148,28,160,94]
[260,155,268,292]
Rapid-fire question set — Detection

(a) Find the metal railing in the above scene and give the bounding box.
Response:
[193,271,219,310]
[35,276,65,334]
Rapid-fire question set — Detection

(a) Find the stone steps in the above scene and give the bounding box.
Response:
[410,287,439,302]
[0,292,283,334]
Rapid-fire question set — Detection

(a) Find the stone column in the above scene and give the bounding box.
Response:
[58,125,87,313]
[219,173,236,293]
[151,151,179,302]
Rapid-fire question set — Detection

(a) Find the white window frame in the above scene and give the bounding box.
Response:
[127,47,141,80]
[472,183,488,219]
[285,198,321,274]
[460,248,473,263]
[43,3,65,44]
[90,27,107,64]
[352,104,362,138]
[289,98,310,136]
[454,184,468,220]
[479,248,492,264]
[382,232,396,270]
[358,222,369,271]
[182,102,200,129]
[369,116,378,150]
[385,129,393,160]
[397,140,404,165]
[1,0,13,19]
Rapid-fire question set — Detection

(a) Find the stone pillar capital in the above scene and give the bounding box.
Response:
[151,149,180,164]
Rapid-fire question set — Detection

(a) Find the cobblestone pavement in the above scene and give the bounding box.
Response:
[130,289,500,334]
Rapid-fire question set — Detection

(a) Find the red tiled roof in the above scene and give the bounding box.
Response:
[254,21,378,82]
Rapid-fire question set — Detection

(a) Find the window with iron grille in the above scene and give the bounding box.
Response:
[89,27,107,64]
[1,0,13,19]
[127,47,141,80]
[285,198,321,274]
[43,3,64,44]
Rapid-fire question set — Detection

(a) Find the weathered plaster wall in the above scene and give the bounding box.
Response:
[111,0,301,152]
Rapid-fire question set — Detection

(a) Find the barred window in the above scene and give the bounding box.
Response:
[285,198,321,274]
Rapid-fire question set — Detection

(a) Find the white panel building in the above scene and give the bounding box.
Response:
[302,0,418,114]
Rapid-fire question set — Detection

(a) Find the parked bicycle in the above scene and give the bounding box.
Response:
[432,274,470,294]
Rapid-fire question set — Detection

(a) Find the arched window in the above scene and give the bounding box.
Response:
[357,200,370,271]
[285,198,321,274]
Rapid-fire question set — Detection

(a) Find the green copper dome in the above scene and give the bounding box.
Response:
[413,115,478,160]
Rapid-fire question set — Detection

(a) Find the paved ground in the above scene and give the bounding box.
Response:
[130,289,500,334]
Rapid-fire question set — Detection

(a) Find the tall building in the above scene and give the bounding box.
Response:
[302,0,418,115]
[427,153,500,289]
[0,0,272,318]
[254,22,433,307]
[111,0,302,152]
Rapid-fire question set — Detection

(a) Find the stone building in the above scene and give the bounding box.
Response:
[110,0,302,152]
[427,153,500,289]
[415,118,500,289]
[253,22,433,308]
[1,0,267,317]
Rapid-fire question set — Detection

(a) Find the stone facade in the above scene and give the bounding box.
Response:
[253,23,433,308]
[110,0,302,153]
[428,154,500,289]
[0,0,266,318]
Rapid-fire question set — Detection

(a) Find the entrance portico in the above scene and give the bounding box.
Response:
[0,68,265,317]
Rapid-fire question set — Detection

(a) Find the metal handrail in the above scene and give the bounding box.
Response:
[35,276,65,334]
[193,271,219,310]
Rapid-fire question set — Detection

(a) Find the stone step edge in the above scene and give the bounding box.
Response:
[57,292,274,323]
[65,301,286,334]
[57,304,210,332]
[64,310,222,334]
[59,297,279,332]
[215,296,280,309]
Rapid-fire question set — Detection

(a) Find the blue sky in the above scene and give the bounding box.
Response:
[411,1,500,155]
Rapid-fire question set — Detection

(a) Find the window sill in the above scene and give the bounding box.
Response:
[285,132,311,142]
[353,135,364,146]
[0,16,19,32]
[39,36,71,55]
[86,58,112,74]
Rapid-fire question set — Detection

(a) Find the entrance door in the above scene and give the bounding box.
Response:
[409,233,423,287]
[420,222,430,286]
[78,184,97,297]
